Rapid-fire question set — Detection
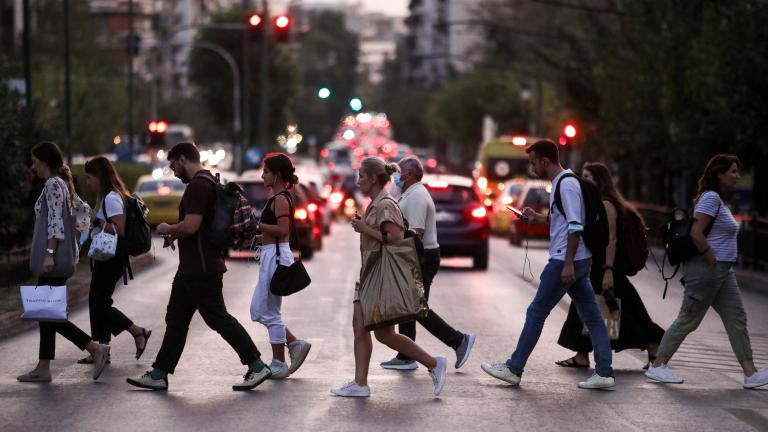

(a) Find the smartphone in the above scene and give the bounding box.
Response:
[506,205,529,221]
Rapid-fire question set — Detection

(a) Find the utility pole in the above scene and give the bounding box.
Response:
[64,0,72,164]
[127,0,135,152]
[22,0,32,109]
[259,0,270,151]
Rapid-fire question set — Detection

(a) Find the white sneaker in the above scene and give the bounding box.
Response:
[480,362,521,386]
[269,359,290,379]
[744,368,768,389]
[92,344,111,380]
[233,366,272,391]
[645,364,684,384]
[578,373,615,389]
[330,380,371,397]
[287,340,312,375]
[429,356,447,397]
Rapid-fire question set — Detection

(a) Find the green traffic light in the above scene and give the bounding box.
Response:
[318,87,331,99]
[349,97,363,111]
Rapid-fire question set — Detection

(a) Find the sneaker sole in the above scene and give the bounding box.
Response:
[645,373,684,384]
[455,334,476,369]
[125,378,167,391]
[744,381,768,389]
[232,371,273,391]
[288,343,312,375]
[330,390,370,397]
[380,363,419,370]
[480,365,520,386]
[577,382,615,389]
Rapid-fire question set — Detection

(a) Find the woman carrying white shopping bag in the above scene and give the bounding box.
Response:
[330,156,447,398]
[16,142,110,383]
[77,156,151,365]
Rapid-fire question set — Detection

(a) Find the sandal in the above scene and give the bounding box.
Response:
[555,356,589,368]
[135,328,152,360]
[77,354,111,365]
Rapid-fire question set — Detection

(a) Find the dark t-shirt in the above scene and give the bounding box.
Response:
[178,170,227,275]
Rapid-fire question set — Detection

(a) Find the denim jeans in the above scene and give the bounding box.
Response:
[506,258,613,377]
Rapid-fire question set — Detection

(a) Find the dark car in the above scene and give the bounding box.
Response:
[230,171,315,260]
[423,174,490,270]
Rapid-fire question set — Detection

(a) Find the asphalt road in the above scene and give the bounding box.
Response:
[1,226,767,432]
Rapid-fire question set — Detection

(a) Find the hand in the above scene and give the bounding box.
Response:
[522,207,538,222]
[43,254,55,273]
[602,270,614,291]
[350,215,366,234]
[705,250,716,268]
[561,261,576,285]
[156,222,171,235]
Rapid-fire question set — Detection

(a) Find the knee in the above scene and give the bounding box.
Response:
[373,328,394,344]
[526,303,551,321]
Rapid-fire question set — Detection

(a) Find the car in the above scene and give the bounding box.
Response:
[230,171,316,260]
[502,179,551,246]
[134,175,186,226]
[490,179,527,235]
[422,174,490,270]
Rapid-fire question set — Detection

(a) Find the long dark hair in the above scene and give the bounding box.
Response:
[582,162,646,228]
[31,141,75,206]
[695,154,740,201]
[84,156,130,200]
[263,152,299,188]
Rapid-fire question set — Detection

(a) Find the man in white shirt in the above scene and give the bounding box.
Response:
[480,140,615,389]
[379,156,476,371]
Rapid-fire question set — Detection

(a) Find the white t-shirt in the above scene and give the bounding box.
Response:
[96,191,125,223]
[694,191,739,262]
[398,182,439,250]
[548,170,591,262]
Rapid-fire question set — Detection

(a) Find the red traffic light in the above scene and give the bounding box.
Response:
[275,15,290,29]
[148,120,168,133]
[563,123,577,139]
[249,14,262,27]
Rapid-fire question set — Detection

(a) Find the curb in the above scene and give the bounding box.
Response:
[0,253,160,340]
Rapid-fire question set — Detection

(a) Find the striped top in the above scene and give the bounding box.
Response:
[694,191,739,262]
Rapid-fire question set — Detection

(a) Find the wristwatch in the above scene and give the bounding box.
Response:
[46,248,55,256]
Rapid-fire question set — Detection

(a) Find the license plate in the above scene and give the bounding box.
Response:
[435,211,459,222]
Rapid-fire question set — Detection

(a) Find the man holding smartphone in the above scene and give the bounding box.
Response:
[378,156,476,371]
[480,140,615,389]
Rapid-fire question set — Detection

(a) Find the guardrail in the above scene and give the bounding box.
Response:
[633,203,767,273]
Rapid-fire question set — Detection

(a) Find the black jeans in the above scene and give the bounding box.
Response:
[89,249,133,343]
[37,277,92,360]
[152,272,261,374]
[397,248,464,361]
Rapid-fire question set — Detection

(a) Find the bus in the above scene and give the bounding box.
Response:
[472,135,545,205]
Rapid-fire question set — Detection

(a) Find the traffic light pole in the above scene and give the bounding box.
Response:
[258,0,270,151]
[63,0,72,164]
[127,0,135,153]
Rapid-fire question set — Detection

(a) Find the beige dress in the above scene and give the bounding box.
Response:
[354,188,404,302]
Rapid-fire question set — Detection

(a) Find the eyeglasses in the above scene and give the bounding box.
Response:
[169,159,178,171]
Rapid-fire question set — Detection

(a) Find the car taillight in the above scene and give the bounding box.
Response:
[157,186,171,196]
[329,191,344,204]
[471,206,487,219]
[294,208,308,220]
[307,203,318,213]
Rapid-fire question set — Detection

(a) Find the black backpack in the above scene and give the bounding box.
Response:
[552,173,609,253]
[123,193,152,256]
[193,172,247,250]
[616,208,649,276]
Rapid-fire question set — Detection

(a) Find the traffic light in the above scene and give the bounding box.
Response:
[248,13,263,40]
[560,122,577,146]
[274,14,291,42]
[147,120,168,149]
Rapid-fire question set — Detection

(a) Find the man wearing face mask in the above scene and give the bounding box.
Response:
[380,156,476,371]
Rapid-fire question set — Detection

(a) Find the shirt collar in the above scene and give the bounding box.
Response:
[398,181,423,201]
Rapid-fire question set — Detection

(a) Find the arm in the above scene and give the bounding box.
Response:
[405,198,428,239]
[101,194,126,236]
[691,212,717,267]
[602,201,618,290]
[43,181,65,272]
[359,221,404,243]
[522,207,548,224]
[160,214,203,239]
[259,195,291,238]
[102,215,126,237]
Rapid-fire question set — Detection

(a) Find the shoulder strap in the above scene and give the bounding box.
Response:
[274,190,299,262]
[551,173,577,221]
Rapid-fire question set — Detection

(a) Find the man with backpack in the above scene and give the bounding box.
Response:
[378,156,476,371]
[480,140,615,389]
[127,142,271,391]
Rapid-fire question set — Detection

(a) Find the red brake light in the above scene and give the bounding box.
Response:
[294,208,308,220]
[307,203,318,213]
[157,186,171,196]
[471,206,487,219]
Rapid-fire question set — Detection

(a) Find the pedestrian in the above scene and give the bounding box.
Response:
[249,152,312,379]
[555,162,664,369]
[17,141,111,383]
[75,156,152,365]
[481,140,615,389]
[645,154,768,388]
[331,156,447,397]
[126,142,270,391]
[379,156,475,371]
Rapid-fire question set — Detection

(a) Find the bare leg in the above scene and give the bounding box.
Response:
[286,328,297,345]
[34,360,51,371]
[373,326,437,369]
[741,359,757,376]
[353,302,372,386]
[574,351,589,364]
[271,328,298,362]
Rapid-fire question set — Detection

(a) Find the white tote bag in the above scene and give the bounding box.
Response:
[20,285,68,321]
[88,225,118,261]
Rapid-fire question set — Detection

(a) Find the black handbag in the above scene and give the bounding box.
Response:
[269,192,311,296]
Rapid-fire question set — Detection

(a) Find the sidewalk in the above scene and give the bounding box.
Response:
[0,253,159,339]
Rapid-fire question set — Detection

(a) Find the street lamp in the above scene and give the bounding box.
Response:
[349,97,363,112]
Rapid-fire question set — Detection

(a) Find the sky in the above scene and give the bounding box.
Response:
[301,0,409,17]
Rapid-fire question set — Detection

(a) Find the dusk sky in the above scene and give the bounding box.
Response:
[302,0,409,16]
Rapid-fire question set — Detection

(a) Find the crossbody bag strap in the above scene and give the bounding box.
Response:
[273,190,298,263]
